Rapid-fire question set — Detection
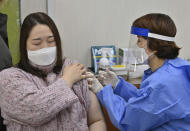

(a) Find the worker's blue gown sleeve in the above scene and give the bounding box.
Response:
[97,58,190,131]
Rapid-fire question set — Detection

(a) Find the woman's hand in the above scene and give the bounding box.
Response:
[86,72,104,94]
[62,63,87,87]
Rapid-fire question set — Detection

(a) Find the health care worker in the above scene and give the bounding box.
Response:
[88,13,190,131]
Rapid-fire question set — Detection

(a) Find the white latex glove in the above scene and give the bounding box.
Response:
[86,72,104,94]
[98,69,119,88]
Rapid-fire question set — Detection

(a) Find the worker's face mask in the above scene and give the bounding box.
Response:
[140,41,155,64]
[27,46,57,66]
[142,52,155,65]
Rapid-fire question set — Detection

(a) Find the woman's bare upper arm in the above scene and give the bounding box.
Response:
[87,91,105,125]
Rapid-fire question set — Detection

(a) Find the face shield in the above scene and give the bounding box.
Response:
[126,27,175,79]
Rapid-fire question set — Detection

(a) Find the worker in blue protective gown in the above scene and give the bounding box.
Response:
[88,13,190,131]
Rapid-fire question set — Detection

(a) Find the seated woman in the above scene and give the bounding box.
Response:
[0,12,106,131]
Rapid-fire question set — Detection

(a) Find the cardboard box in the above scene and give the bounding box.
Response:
[91,45,117,74]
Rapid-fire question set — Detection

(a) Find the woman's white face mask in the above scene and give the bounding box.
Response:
[26,24,57,66]
[27,47,57,66]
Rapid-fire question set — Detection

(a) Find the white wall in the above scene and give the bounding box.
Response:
[20,0,47,22]
[23,0,190,67]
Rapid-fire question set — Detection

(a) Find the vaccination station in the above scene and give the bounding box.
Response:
[0,0,190,131]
